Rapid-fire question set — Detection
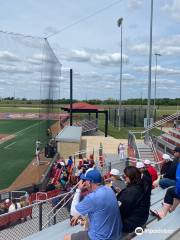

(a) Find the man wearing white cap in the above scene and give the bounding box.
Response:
[159,149,179,189]
[110,169,126,194]
[153,154,172,188]
[144,159,158,186]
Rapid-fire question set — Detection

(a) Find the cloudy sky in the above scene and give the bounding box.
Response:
[0,0,179,100]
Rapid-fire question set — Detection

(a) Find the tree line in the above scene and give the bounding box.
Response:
[1,97,180,106]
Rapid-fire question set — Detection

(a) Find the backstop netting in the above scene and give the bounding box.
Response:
[0,31,61,189]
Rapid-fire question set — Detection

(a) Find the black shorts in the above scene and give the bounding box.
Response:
[71,230,90,240]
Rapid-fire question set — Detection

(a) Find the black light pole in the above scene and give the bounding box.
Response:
[70,68,73,126]
[117,17,123,130]
[154,53,161,109]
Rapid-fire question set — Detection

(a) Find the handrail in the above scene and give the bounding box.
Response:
[147,135,160,172]
[143,111,180,133]
[129,131,141,160]
[47,181,80,217]
[42,192,75,229]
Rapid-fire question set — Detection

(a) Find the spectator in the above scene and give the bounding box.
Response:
[161,154,173,175]
[153,153,172,188]
[151,152,180,219]
[0,203,8,215]
[159,147,179,189]
[67,156,73,167]
[20,196,29,208]
[8,199,21,213]
[4,199,11,209]
[117,166,151,233]
[136,162,152,204]
[109,168,126,194]
[64,168,122,240]
[46,183,56,192]
[144,159,158,186]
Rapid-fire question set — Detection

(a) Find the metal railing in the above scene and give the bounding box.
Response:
[42,181,80,229]
[146,134,160,172]
[143,111,180,133]
[128,131,141,160]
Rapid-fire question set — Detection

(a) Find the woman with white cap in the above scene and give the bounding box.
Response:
[110,169,126,194]
[136,161,152,206]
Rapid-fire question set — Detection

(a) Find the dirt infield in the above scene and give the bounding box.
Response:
[50,121,61,136]
[0,133,15,143]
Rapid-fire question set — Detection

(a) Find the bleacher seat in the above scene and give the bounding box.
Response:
[133,207,180,240]
[151,188,166,206]
[161,133,180,147]
[23,219,83,240]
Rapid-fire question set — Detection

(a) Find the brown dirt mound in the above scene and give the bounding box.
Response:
[0,134,15,143]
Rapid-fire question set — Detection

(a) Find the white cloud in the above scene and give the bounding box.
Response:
[134,65,180,76]
[0,64,32,74]
[60,48,129,67]
[0,51,20,62]
[163,0,180,21]
[128,34,180,56]
[127,0,143,9]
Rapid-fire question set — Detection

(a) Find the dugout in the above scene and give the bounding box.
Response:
[55,126,82,159]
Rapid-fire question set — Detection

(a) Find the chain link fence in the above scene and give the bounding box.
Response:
[0,193,70,240]
[108,107,155,128]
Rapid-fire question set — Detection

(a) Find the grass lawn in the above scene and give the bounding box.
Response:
[0,119,52,190]
[99,120,163,139]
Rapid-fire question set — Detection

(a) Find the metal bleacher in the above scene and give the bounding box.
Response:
[161,133,180,146]
[23,219,83,240]
[134,208,180,240]
[21,185,179,240]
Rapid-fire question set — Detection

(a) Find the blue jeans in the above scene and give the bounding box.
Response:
[159,178,176,189]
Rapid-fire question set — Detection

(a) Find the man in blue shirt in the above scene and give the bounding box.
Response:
[64,168,122,240]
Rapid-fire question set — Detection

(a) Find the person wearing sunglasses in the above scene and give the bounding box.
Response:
[117,166,150,233]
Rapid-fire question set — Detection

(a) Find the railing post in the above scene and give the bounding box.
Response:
[125,157,129,167]
[39,202,43,231]
[108,162,111,172]
[53,208,56,225]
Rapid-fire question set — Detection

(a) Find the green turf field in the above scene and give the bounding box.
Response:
[0,119,51,190]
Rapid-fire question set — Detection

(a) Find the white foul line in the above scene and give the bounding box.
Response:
[4,142,16,149]
[0,121,44,146]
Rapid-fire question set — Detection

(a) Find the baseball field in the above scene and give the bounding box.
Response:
[0,119,51,190]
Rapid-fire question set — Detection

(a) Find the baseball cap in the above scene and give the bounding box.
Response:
[136,162,145,169]
[162,154,171,161]
[144,159,151,165]
[84,168,102,183]
[110,169,120,176]
[174,147,180,153]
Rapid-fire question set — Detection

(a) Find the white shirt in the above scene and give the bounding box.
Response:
[70,189,81,217]
[8,202,21,213]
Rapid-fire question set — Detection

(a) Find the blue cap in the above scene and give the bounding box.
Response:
[84,168,102,183]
